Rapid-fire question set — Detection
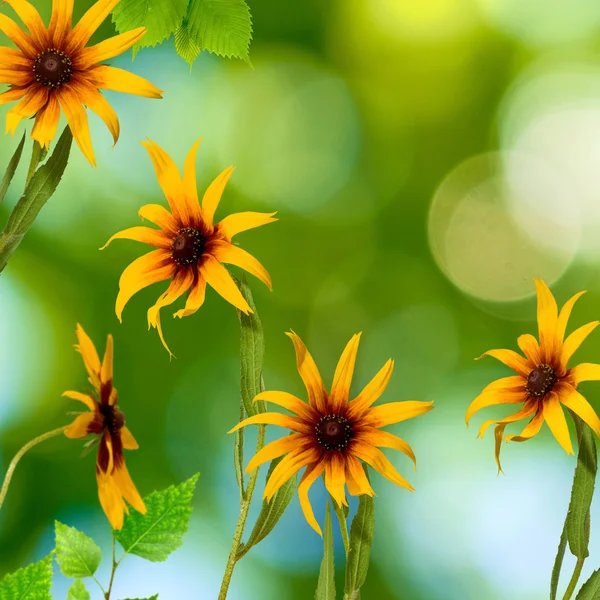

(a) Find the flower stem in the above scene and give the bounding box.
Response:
[331,495,350,558]
[218,423,266,600]
[105,535,118,600]
[25,141,46,188]
[0,426,66,512]
[562,557,585,600]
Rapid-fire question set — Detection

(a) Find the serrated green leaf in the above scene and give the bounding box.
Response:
[238,455,297,558]
[185,0,252,62]
[0,126,72,273]
[67,580,90,600]
[55,521,102,579]
[0,553,53,600]
[174,15,201,67]
[576,569,600,599]
[121,596,158,600]
[237,275,265,416]
[0,132,25,206]
[566,413,597,559]
[112,0,189,56]
[315,501,336,600]
[115,474,199,562]
[344,492,375,597]
[550,520,568,600]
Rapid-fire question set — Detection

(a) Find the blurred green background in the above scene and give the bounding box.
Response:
[4,0,600,598]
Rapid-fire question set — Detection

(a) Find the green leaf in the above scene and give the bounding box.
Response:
[0,553,53,600]
[174,12,201,67]
[185,0,253,63]
[0,132,25,206]
[67,580,90,600]
[55,521,102,579]
[344,492,375,598]
[550,520,568,600]
[566,413,597,559]
[234,403,245,499]
[0,126,72,273]
[115,474,199,562]
[577,569,600,599]
[237,275,265,416]
[315,501,336,600]
[122,596,159,600]
[238,455,297,558]
[112,0,189,57]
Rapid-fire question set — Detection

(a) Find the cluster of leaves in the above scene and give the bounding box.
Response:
[0,474,199,600]
[111,0,253,67]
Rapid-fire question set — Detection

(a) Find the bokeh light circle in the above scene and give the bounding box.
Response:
[428,152,580,302]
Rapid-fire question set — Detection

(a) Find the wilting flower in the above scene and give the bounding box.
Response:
[0,0,162,165]
[229,331,433,535]
[63,324,145,529]
[102,138,276,355]
[466,279,600,471]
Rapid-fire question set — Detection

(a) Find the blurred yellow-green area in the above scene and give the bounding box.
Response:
[4,0,600,598]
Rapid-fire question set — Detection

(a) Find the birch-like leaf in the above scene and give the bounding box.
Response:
[0,553,53,600]
[55,521,102,579]
[67,580,90,600]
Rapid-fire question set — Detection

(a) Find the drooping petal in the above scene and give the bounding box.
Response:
[558,384,600,438]
[120,426,139,450]
[477,399,538,439]
[64,412,102,438]
[246,434,306,473]
[217,211,278,241]
[173,274,207,319]
[96,467,126,530]
[284,331,327,412]
[31,95,60,150]
[535,278,559,363]
[0,13,38,57]
[365,400,434,428]
[115,249,175,321]
[2,0,48,49]
[147,268,194,355]
[209,241,272,290]
[201,166,235,228]
[465,384,527,426]
[352,443,414,491]
[62,390,97,411]
[504,408,545,443]
[324,453,347,508]
[75,27,147,70]
[543,392,574,455]
[517,334,541,366]
[85,65,163,98]
[557,291,586,343]
[358,429,416,469]
[75,80,120,145]
[298,459,326,535]
[345,454,374,496]
[478,349,531,378]
[48,0,74,47]
[329,333,361,413]
[200,254,252,314]
[138,203,178,234]
[66,0,120,53]
[570,363,600,385]
[112,460,146,515]
[182,137,203,224]
[346,359,394,419]
[75,323,101,388]
[560,322,600,374]
[101,226,172,250]
[264,447,320,501]
[57,85,96,166]
[6,86,48,135]
[228,412,313,435]
[253,390,313,420]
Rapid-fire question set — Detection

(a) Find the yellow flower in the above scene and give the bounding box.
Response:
[64,324,146,530]
[466,279,600,471]
[0,0,162,165]
[102,138,277,355]
[229,331,434,535]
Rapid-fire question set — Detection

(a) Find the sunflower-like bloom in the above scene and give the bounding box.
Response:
[0,0,162,165]
[466,279,600,471]
[102,138,277,355]
[63,324,146,530]
[229,332,434,535]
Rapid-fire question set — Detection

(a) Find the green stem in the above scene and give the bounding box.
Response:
[562,557,585,600]
[105,535,118,600]
[331,495,349,558]
[218,423,266,600]
[0,426,66,512]
[25,141,45,189]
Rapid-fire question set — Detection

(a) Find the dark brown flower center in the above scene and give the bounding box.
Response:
[171,227,205,266]
[99,402,125,436]
[315,414,353,451]
[34,49,72,88]
[526,364,556,398]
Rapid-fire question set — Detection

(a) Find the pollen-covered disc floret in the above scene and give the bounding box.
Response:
[171,227,206,266]
[466,278,600,472]
[34,49,72,88]
[315,414,353,450]
[229,331,434,536]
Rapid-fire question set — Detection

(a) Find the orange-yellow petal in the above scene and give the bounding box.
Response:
[138,203,178,234]
[324,453,347,508]
[352,443,414,491]
[560,322,600,374]
[477,399,538,439]
[535,278,559,363]
[558,384,600,438]
[0,13,38,57]
[504,408,545,443]
[76,81,120,145]
[57,85,96,166]
[2,0,47,49]
[199,254,252,314]
[264,447,320,501]
[85,65,163,99]
[182,137,203,224]
[557,291,586,343]
[345,454,374,496]
[48,0,74,47]
[0,86,27,105]
[246,434,305,473]
[209,241,272,290]
[517,334,541,366]
[359,429,416,469]
[62,390,97,411]
[75,323,101,387]
[466,380,527,426]
[347,359,394,419]
[120,426,139,450]
[298,459,326,535]
[31,95,60,150]
[329,333,361,413]
[365,400,434,428]
[570,363,600,385]
[66,0,120,53]
[101,334,113,385]
[253,390,313,420]
[6,86,48,135]
[96,468,125,530]
[101,226,171,250]
[173,275,207,319]
[112,460,146,515]
[64,412,99,439]
[201,165,234,228]
[217,211,278,241]
[76,27,147,70]
[228,412,312,435]
[478,349,531,378]
[543,391,574,455]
